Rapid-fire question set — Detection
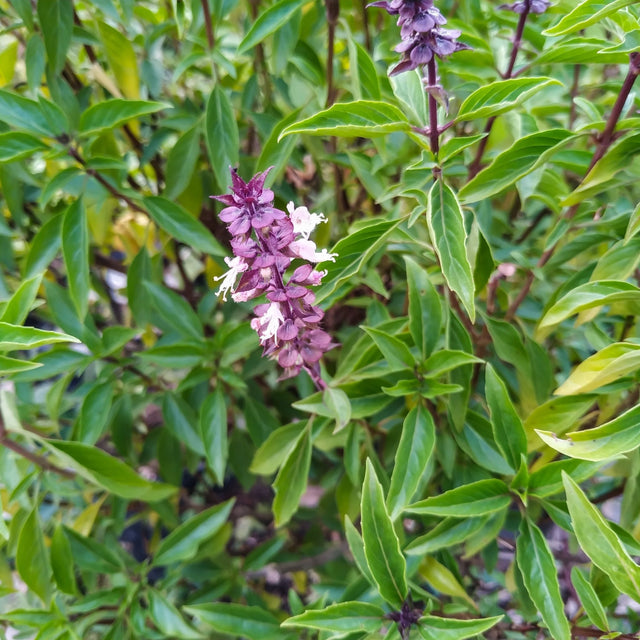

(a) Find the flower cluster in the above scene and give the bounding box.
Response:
[500,0,550,14]
[212,168,337,384]
[368,0,469,75]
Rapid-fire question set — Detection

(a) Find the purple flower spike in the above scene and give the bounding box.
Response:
[213,168,338,384]
[368,0,470,76]
[500,0,550,14]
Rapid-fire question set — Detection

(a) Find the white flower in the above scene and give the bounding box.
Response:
[287,202,328,240]
[252,302,285,344]
[290,239,338,264]
[213,256,247,301]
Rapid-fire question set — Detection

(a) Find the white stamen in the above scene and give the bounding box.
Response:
[213,256,247,301]
[287,202,328,240]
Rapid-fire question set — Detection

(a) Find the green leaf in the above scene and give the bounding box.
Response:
[624,203,640,243]
[44,440,177,501]
[427,180,475,321]
[423,350,482,378]
[282,602,385,634]
[537,404,640,461]
[153,499,234,566]
[272,424,311,526]
[79,99,167,136]
[406,516,489,556]
[562,132,640,206]
[555,343,640,395]
[0,89,63,136]
[0,131,48,162]
[362,326,415,370]
[536,281,640,340]
[571,568,609,631]
[51,525,76,595]
[517,519,571,640]
[147,590,203,639]
[24,212,63,278]
[459,129,575,204]
[323,386,352,433]
[61,199,90,320]
[485,364,527,472]
[238,0,305,53]
[279,101,410,139]
[361,459,408,608]
[144,282,204,341]
[406,479,511,517]
[404,256,441,360]
[344,516,376,585]
[418,615,502,640]
[77,381,115,444]
[16,508,52,605]
[184,603,282,640]
[528,460,601,498]
[0,355,42,376]
[205,86,239,191]
[543,0,637,36]
[163,393,205,455]
[387,405,436,520]
[97,21,140,99]
[315,219,399,305]
[36,0,73,73]
[0,274,42,325]
[250,422,305,475]
[456,77,561,122]
[164,125,202,199]
[419,556,476,608]
[200,389,228,486]
[0,322,79,351]
[563,473,640,600]
[534,37,628,65]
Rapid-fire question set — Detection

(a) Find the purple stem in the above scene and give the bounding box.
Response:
[426,58,439,155]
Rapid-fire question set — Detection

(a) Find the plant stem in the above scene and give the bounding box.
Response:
[468,0,531,178]
[426,58,439,155]
[200,0,215,51]
[506,53,640,321]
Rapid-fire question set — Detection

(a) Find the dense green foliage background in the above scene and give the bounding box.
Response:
[1,0,640,638]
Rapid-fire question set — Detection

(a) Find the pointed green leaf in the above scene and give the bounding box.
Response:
[624,203,640,243]
[404,256,442,360]
[427,180,475,321]
[200,389,228,486]
[205,86,239,190]
[145,196,226,256]
[537,404,640,461]
[184,603,282,640]
[387,405,436,520]
[0,356,42,376]
[555,343,640,396]
[44,440,176,502]
[418,615,502,640]
[77,381,116,444]
[563,473,640,600]
[571,568,609,631]
[361,459,408,608]
[536,281,640,340]
[0,322,79,351]
[0,90,63,136]
[51,524,76,595]
[517,519,571,640]
[272,424,311,526]
[147,590,203,639]
[97,21,140,99]
[153,499,234,566]
[344,516,376,585]
[279,101,410,139]
[238,0,305,53]
[543,0,637,37]
[0,274,42,325]
[164,125,202,199]
[456,77,561,122]
[144,282,204,341]
[36,0,73,73]
[459,129,575,204]
[250,422,305,475]
[62,199,90,320]
[406,479,511,517]
[485,364,527,472]
[0,131,48,162]
[362,326,415,370]
[419,556,476,608]
[282,602,385,634]
[79,99,167,136]
[406,516,489,556]
[16,508,52,605]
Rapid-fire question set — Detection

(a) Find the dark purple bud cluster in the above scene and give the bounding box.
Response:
[368,0,470,75]
[212,168,337,383]
[500,0,550,14]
